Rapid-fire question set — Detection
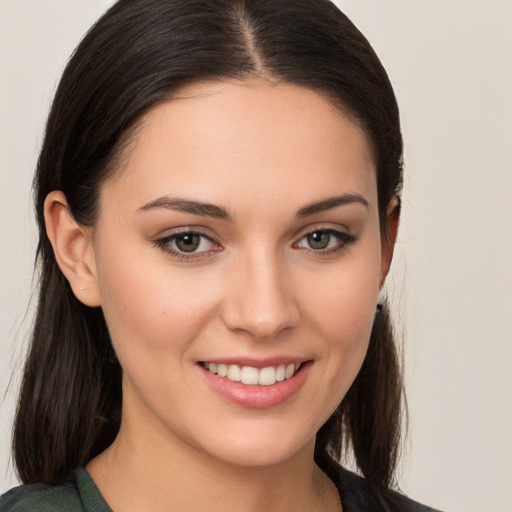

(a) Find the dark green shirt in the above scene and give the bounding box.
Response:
[0,468,110,512]
[0,466,443,511]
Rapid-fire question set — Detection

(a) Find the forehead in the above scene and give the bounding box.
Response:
[102,80,377,211]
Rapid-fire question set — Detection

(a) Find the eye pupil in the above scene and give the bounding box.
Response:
[176,234,201,252]
[307,231,330,249]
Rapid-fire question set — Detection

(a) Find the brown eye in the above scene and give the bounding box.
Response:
[175,233,201,252]
[155,231,220,258]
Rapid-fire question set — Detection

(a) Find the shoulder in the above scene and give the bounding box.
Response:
[0,476,82,512]
[0,468,111,512]
[336,466,445,512]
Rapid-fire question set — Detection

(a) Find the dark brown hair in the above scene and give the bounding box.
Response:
[14,0,404,487]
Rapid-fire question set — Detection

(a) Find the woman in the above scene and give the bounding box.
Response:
[1,1,442,510]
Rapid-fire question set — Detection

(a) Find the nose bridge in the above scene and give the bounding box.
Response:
[223,246,299,339]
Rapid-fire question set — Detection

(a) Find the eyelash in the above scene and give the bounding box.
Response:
[154,227,357,261]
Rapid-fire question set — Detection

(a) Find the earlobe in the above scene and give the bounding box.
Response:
[380,195,401,288]
[44,191,101,307]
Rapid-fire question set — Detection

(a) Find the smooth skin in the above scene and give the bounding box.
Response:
[45,79,399,512]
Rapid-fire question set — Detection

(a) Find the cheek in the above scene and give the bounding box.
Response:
[303,242,381,397]
[93,234,221,367]
[309,244,380,336]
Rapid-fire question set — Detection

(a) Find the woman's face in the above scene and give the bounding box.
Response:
[89,80,393,467]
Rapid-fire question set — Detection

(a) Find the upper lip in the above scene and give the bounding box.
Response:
[198,356,311,368]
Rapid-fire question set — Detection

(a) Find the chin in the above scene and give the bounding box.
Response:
[210,443,311,469]
[191,420,318,469]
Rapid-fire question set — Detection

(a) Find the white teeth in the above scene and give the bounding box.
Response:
[258,366,276,386]
[217,364,227,377]
[204,362,302,386]
[227,364,241,382]
[240,366,259,385]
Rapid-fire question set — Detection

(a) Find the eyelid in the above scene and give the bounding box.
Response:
[293,223,352,240]
[153,224,217,239]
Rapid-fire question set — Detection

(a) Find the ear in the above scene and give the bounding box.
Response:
[380,195,401,288]
[44,191,101,307]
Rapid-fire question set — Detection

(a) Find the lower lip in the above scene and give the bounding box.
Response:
[198,362,313,409]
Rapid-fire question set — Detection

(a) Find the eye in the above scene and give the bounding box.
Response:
[173,233,209,253]
[303,231,332,250]
[294,229,356,253]
[155,230,221,259]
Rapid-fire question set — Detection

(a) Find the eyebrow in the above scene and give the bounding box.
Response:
[138,193,369,221]
[138,197,232,221]
[296,194,369,217]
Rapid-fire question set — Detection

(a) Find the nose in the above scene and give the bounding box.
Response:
[221,250,300,340]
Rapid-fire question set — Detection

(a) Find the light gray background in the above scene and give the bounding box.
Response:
[1,2,511,511]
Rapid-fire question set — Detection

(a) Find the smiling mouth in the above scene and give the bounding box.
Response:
[201,362,303,386]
